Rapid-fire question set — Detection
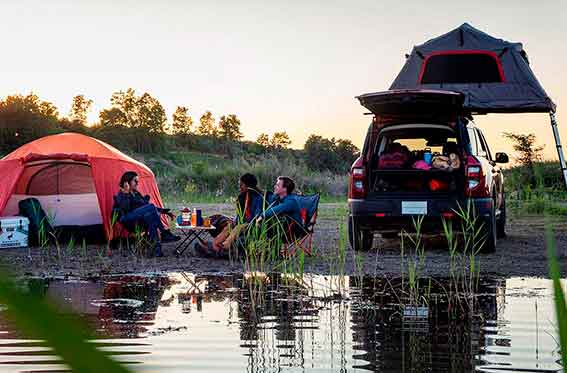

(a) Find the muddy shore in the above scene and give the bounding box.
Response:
[2,203,566,278]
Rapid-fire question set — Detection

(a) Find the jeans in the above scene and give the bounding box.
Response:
[120,204,164,245]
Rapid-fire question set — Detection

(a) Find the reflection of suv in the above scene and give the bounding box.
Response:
[348,90,508,252]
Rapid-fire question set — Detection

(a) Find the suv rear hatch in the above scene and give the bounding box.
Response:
[356,90,466,200]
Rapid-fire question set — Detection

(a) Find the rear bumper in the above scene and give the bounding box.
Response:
[348,197,493,233]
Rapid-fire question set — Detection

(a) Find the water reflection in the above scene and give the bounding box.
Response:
[0,273,563,372]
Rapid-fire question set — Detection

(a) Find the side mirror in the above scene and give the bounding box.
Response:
[495,152,509,164]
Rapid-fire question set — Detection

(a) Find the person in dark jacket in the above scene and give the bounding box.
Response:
[113,171,179,257]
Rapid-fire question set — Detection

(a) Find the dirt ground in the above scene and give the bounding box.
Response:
[2,203,566,278]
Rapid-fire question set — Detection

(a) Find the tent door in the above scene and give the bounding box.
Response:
[550,113,567,188]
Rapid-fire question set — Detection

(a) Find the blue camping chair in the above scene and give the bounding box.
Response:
[283,194,320,256]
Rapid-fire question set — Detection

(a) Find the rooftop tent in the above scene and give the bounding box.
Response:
[389,23,554,113]
[386,23,566,187]
[0,133,166,239]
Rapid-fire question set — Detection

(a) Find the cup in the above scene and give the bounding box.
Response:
[424,151,432,165]
[203,218,211,227]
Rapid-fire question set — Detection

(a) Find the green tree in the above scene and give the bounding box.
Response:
[304,135,359,173]
[172,106,193,135]
[69,95,93,125]
[218,114,243,141]
[99,107,127,127]
[335,138,359,164]
[0,93,61,153]
[196,111,216,136]
[503,132,544,187]
[270,131,291,149]
[256,133,270,147]
[98,89,167,133]
[136,93,167,133]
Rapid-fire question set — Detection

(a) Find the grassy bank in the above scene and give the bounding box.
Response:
[503,161,567,216]
[143,150,349,205]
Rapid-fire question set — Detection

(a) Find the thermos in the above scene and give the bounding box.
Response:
[196,209,203,226]
[423,148,432,165]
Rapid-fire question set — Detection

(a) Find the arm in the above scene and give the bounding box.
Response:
[113,192,131,217]
[262,198,295,220]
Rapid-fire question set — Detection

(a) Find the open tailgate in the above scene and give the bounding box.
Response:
[356,90,464,119]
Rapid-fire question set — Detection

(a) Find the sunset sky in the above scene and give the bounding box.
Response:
[1,0,565,161]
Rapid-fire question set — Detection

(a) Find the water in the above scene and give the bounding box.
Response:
[0,273,563,372]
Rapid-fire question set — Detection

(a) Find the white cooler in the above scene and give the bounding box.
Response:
[0,216,29,249]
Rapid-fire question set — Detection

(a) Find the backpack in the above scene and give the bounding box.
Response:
[18,198,55,246]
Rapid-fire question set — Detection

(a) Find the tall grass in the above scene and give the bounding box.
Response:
[546,226,567,371]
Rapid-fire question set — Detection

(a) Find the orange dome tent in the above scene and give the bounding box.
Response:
[0,133,166,239]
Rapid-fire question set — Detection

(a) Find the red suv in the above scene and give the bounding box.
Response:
[348,90,509,253]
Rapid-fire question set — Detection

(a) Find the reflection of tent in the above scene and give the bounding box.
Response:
[0,133,165,238]
[388,23,566,186]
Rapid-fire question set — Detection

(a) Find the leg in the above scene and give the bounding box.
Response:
[122,204,163,255]
[221,223,248,251]
[212,225,231,251]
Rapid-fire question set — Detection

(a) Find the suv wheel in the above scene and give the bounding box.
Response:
[496,195,507,239]
[479,204,497,254]
[348,218,373,251]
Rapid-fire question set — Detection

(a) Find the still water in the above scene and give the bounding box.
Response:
[0,273,563,372]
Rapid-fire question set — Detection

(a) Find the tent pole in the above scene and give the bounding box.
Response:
[550,112,567,188]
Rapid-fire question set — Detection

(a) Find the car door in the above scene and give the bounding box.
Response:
[476,129,504,209]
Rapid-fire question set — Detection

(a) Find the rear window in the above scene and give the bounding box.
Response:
[420,52,504,84]
[394,138,457,154]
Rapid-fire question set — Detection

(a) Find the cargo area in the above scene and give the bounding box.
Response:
[368,124,466,197]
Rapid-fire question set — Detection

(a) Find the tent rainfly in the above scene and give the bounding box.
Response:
[0,133,166,238]
[389,23,566,187]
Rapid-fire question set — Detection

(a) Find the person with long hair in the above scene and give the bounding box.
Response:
[195,173,271,257]
[113,171,180,257]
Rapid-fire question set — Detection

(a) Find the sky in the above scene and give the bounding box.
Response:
[1,0,566,162]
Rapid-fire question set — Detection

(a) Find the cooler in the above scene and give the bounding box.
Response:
[0,216,29,249]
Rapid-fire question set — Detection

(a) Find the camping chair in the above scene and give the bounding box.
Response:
[283,194,320,257]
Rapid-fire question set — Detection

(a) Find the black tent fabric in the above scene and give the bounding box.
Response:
[389,23,555,113]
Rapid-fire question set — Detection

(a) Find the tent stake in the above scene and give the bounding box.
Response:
[550,112,567,188]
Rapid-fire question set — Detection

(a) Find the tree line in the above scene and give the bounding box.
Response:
[0,91,359,174]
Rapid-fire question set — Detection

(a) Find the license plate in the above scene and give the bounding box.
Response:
[401,201,427,215]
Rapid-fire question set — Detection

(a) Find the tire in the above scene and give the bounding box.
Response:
[348,218,373,251]
[479,204,497,254]
[496,195,507,239]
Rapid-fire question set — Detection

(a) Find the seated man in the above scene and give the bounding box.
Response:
[195,173,270,257]
[256,176,303,241]
[113,171,179,257]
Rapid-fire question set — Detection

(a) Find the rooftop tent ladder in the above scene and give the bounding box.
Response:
[389,23,567,188]
[550,113,567,187]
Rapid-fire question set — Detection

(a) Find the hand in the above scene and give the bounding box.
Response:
[167,212,176,220]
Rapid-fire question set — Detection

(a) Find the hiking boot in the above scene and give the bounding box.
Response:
[161,230,181,243]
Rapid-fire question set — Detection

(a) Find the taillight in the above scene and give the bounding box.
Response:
[348,157,367,199]
[465,156,489,197]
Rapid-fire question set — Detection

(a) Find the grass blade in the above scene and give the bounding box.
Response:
[546,226,567,371]
[0,274,131,373]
